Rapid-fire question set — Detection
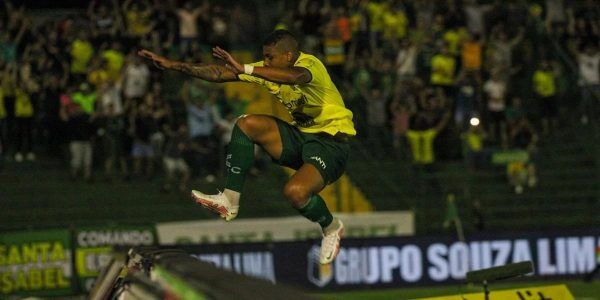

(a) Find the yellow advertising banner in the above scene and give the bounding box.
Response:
[417,284,574,300]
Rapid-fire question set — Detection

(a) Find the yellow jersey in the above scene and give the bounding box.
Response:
[431,54,456,86]
[15,89,33,118]
[238,52,356,136]
[382,10,408,40]
[406,129,438,164]
[367,2,386,32]
[70,39,94,74]
[533,70,556,97]
[102,49,125,80]
[88,69,110,88]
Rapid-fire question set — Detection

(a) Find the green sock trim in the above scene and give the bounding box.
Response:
[224,125,255,192]
[297,195,333,229]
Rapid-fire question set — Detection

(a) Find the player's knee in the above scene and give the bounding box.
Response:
[283,183,310,208]
[235,115,257,132]
[236,115,269,137]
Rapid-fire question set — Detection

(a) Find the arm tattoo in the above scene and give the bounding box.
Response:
[172,62,236,82]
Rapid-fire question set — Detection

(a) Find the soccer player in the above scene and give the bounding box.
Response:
[138,29,356,264]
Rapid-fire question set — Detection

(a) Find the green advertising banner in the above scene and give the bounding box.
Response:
[0,229,73,297]
[491,150,529,165]
[74,225,156,292]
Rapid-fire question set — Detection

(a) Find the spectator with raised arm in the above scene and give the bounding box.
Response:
[406,88,451,168]
[176,1,207,57]
[483,70,508,147]
[507,115,538,194]
[122,0,154,45]
[122,53,150,105]
[486,25,524,79]
[430,43,456,99]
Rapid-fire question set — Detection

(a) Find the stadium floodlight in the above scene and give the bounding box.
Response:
[466,261,534,300]
[470,117,480,126]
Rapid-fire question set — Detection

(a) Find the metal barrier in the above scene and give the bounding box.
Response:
[90,246,314,300]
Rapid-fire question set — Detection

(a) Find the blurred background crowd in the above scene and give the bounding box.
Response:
[0,0,598,195]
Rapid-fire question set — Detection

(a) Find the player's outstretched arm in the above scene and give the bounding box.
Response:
[213,46,311,85]
[137,49,239,83]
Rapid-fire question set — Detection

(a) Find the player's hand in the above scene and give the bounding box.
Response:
[212,46,243,74]
[137,49,173,69]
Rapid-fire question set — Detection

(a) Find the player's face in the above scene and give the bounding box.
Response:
[262,45,292,68]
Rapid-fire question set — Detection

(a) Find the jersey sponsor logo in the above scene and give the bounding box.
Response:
[310,156,326,169]
[283,96,307,110]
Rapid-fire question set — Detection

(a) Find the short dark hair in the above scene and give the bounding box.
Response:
[263,29,299,52]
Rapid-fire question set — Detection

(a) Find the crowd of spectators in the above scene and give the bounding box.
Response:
[0,0,261,191]
[0,0,598,194]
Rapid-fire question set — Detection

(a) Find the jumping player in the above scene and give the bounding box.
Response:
[138,29,356,264]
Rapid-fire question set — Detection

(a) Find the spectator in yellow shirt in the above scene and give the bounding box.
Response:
[430,44,456,98]
[367,0,387,49]
[382,5,408,41]
[123,0,154,39]
[0,64,16,158]
[101,41,125,82]
[443,25,469,57]
[462,121,486,171]
[533,60,559,135]
[88,58,110,90]
[70,32,94,84]
[14,82,35,162]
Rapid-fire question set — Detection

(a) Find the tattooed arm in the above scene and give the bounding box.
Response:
[138,49,239,82]
[170,61,239,82]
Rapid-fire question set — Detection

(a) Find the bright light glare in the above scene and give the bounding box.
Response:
[470,117,480,126]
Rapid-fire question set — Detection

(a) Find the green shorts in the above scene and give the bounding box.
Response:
[274,118,350,185]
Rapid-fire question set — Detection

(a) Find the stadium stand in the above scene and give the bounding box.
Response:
[0,0,598,236]
[0,0,599,297]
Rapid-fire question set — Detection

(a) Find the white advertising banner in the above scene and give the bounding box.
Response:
[157,211,414,244]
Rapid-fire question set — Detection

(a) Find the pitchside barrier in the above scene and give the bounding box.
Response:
[1,223,599,297]
[89,246,315,300]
